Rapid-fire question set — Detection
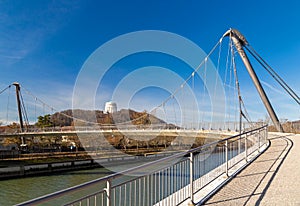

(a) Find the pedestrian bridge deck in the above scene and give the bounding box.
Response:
[203,132,300,205]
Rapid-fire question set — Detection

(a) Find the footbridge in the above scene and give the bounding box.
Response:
[1,28,299,205]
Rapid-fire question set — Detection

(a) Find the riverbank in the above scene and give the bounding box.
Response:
[0,150,175,179]
[0,132,227,179]
[0,158,98,179]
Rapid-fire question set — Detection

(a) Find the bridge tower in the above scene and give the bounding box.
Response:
[224,29,284,132]
[12,82,26,146]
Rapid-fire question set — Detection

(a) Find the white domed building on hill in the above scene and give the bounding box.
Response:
[104,101,117,114]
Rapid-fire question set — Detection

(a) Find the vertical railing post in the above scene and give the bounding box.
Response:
[245,134,248,162]
[258,130,261,152]
[266,126,268,141]
[106,179,112,206]
[189,152,194,204]
[238,135,241,155]
[225,139,228,176]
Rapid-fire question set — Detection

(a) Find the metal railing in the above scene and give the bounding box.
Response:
[1,122,256,134]
[17,125,268,206]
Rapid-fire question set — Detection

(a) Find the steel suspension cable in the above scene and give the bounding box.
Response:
[15,36,225,127]
[211,38,223,129]
[231,41,253,126]
[0,84,12,95]
[19,90,30,129]
[114,36,225,126]
[201,58,207,129]
[6,85,11,124]
[245,45,300,105]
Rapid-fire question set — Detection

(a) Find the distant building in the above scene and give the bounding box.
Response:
[104,101,117,114]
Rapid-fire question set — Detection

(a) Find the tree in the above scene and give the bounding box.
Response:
[3,137,21,147]
[36,114,53,128]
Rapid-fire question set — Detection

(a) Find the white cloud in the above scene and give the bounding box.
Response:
[261,80,288,96]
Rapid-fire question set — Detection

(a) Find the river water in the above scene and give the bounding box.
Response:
[0,147,241,206]
[0,158,158,206]
[0,167,112,206]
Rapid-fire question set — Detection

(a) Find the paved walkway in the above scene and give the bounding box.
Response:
[203,132,300,206]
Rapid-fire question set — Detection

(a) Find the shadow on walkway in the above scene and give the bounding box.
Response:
[203,134,293,206]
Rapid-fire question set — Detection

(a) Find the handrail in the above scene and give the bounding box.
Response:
[16,125,268,206]
[0,121,255,134]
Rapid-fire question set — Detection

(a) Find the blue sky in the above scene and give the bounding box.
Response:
[0,0,299,124]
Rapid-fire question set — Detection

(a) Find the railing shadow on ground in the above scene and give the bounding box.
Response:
[254,136,293,206]
[203,135,293,206]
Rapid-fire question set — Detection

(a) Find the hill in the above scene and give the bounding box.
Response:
[50,109,176,128]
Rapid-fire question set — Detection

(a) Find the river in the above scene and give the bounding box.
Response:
[0,147,241,206]
[0,157,160,206]
[0,167,112,206]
